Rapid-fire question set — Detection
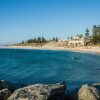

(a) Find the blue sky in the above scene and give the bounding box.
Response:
[0,0,100,44]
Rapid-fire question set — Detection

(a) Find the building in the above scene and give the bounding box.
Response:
[68,36,90,47]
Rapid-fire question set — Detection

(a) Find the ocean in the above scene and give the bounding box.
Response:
[0,48,100,90]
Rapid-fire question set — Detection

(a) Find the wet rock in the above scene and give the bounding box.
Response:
[92,83,100,91]
[0,80,8,90]
[78,84,100,100]
[0,80,11,100]
[0,88,11,100]
[7,82,66,100]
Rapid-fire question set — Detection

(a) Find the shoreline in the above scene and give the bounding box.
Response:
[1,45,100,54]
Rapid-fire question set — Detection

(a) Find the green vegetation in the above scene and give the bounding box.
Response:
[26,37,47,44]
[91,25,100,45]
[85,28,90,37]
[16,37,59,46]
[16,25,100,47]
[51,37,59,42]
[25,37,59,44]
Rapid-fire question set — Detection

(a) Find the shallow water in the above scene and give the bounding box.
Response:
[0,48,100,90]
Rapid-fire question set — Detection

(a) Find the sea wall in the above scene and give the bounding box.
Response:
[0,80,100,100]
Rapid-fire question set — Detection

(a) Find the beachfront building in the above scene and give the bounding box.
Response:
[68,36,84,47]
[68,35,90,47]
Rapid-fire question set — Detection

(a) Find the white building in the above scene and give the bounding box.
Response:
[68,36,90,47]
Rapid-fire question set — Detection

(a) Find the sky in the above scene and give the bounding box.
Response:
[0,0,100,44]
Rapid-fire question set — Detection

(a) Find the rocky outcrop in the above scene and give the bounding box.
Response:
[0,88,11,100]
[0,80,11,100]
[78,84,100,100]
[1,79,100,100]
[7,82,66,100]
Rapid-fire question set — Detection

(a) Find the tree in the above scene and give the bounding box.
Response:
[25,37,48,44]
[37,37,42,43]
[53,37,56,41]
[42,37,47,43]
[55,37,58,42]
[70,36,73,39]
[91,25,100,45]
[33,37,36,43]
[91,34,100,45]
[27,39,33,43]
[77,34,79,37]
[22,40,24,44]
[93,25,96,29]
[79,34,83,38]
[85,28,89,37]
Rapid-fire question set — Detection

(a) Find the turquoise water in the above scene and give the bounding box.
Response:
[0,48,100,90]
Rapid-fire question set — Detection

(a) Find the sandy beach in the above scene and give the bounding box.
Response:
[2,45,100,54]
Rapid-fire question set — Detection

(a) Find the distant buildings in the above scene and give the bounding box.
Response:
[59,25,100,47]
[67,30,91,47]
[57,33,91,48]
[68,36,85,47]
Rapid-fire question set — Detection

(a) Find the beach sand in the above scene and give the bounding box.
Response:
[2,45,100,54]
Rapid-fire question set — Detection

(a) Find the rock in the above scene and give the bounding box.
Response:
[0,80,23,93]
[7,82,66,100]
[92,83,100,91]
[0,80,8,90]
[0,80,11,100]
[92,83,100,86]
[78,84,100,100]
[0,88,11,100]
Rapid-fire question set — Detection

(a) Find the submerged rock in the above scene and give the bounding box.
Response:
[78,84,100,100]
[8,82,66,100]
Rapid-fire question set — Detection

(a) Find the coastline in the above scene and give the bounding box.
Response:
[1,45,100,54]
